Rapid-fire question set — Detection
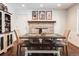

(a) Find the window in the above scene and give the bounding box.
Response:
[77,9,79,33]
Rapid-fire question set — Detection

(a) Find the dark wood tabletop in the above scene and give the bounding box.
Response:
[19,33,66,39]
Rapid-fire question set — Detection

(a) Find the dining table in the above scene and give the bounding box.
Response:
[20,33,66,39]
[17,33,66,56]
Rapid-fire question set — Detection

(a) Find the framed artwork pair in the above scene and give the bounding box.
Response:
[32,11,52,20]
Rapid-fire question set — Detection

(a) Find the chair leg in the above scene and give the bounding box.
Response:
[20,46,22,56]
[62,46,65,56]
[17,44,19,56]
[65,45,68,56]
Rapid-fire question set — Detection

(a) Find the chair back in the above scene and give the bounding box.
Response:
[64,30,71,40]
[14,29,21,44]
[63,29,71,39]
[63,29,71,45]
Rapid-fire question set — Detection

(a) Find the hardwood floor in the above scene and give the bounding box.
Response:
[0,42,17,56]
[0,41,79,56]
[68,43,79,56]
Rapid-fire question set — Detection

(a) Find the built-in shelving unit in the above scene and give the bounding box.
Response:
[5,14,11,32]
[0,37,4,50]
[0,12,2,33]
[0,3,13,54]
[7,34,13,46]
[0,32,13,54]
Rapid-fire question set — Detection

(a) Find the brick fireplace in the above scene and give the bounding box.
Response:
[28,20,56,35]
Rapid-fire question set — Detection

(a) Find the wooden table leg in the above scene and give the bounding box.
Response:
[62,46,65,56]
[20,45,21,56]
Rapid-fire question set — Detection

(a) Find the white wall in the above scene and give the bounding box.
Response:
[66,4,79,47]
[14,10,32,35]
[52,9,67,35]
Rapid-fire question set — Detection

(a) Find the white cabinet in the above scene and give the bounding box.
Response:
[0,32,14,54]
[0,10,13,54]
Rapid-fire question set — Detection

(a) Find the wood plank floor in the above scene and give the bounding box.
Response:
[0,41,79,56]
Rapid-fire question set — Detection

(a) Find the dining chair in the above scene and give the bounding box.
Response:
[14,29,21,56]
[55,29,71,56]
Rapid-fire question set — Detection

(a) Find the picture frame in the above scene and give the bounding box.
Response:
[39,11,46,20]
[46,11,52,20]
[32,11,38,20]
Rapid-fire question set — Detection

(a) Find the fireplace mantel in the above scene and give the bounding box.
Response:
[28,20,56,23]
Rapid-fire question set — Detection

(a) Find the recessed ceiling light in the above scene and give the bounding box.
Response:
[40,4,44,8]
[22,4,25,7]
[57,4,61,7]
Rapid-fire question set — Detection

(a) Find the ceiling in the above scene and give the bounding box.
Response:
[6,3,75,10]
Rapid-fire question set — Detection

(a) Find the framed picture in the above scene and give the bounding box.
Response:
[39,11,46,20]
[46,11,52,20]
[32,11,38,20]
